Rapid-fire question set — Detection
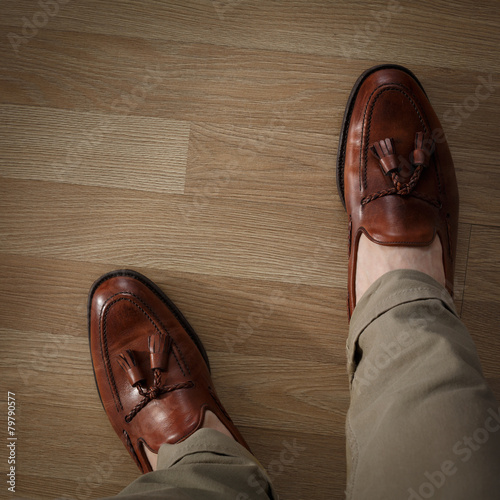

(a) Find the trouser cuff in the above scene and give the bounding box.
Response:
[347,269,457,383]
[157,428,264,470]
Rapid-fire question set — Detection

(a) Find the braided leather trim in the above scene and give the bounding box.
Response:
[363,132,440,208]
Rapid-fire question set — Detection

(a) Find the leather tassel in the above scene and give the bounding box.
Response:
[148,334,170,371]
[412,132,434,167]
[117,350,145,387]
[370,138,399,175]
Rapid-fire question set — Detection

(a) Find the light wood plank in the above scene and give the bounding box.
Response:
[0,105,189,193]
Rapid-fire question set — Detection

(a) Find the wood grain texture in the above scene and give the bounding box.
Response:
[0,1,499,499]
[461,225,500,401]
[1,0,499,71]
[0,105,189,193]
[0,179,344,286]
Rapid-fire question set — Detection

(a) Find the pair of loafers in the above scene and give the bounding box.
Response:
[88,65,458,471]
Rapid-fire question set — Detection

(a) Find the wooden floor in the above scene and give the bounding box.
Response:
[1,1,499,498]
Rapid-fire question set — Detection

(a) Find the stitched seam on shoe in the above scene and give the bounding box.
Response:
[432,147,443,197]
[123,430,144,473]
[173,340,191,376]
[100,299,125,412]
[361,83,428,190]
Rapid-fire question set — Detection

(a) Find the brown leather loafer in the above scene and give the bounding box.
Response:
[336,65,459,318]
[88,269,250,472]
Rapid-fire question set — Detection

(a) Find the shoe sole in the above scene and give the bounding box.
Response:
[87,269,211,408]
[335,64,426,210]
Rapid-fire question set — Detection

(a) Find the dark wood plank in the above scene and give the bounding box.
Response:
[461,225,500,401]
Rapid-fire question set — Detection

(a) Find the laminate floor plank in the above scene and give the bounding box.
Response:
[0,105,189,193]
[1,1,499,71]
[0,179,345,286]
[461,225,500,400]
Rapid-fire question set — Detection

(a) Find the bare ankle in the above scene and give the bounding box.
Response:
[356,234,445,301]
[201,410,234,440]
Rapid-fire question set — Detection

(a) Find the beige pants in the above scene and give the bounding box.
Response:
[107,270,500,500]
[347,270,500,499]
[103,428,277,500]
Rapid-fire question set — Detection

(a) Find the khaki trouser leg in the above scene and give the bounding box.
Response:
[102,429,277,500]
[346,269,500,500]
